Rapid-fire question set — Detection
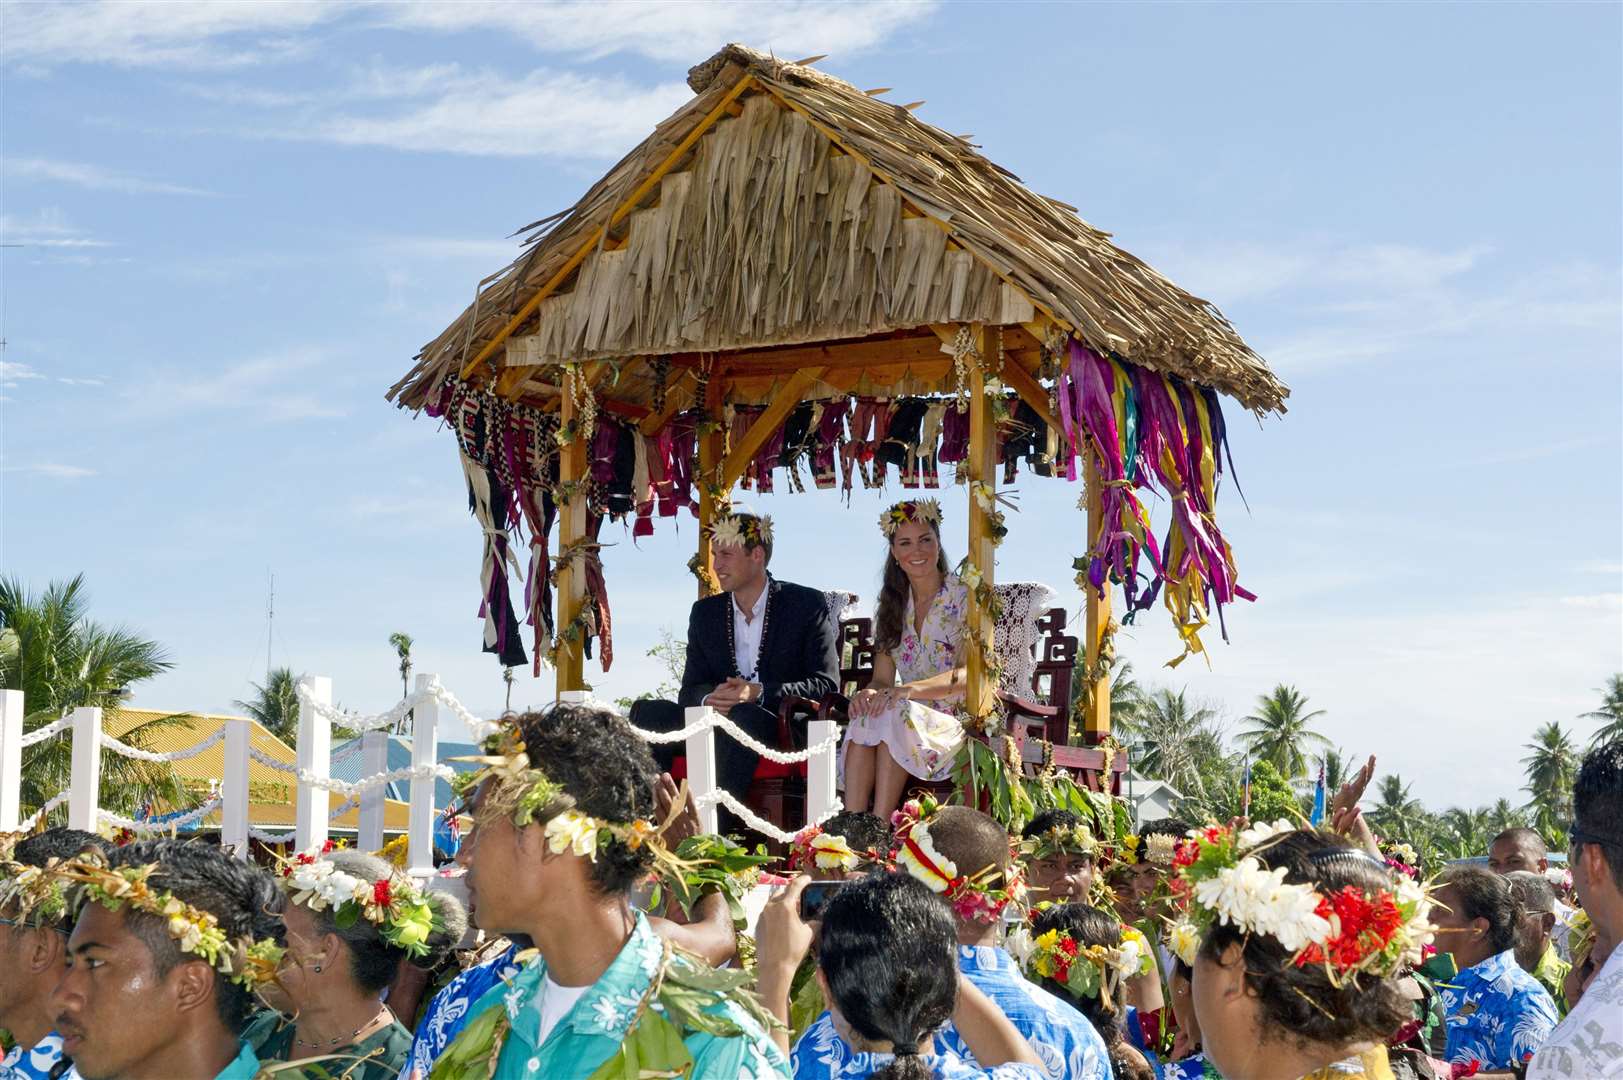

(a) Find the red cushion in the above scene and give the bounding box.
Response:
[667,756,807,782]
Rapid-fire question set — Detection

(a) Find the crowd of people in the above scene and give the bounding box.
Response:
[1,504,1620,1080]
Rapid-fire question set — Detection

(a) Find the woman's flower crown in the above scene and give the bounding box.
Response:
[1024,923,1153,1009]
[707,512,773,551]
[892,797,1024,924]
[879,499,943,537]
[1022,823,1099,862]
[1164,821,1434,985]
[54,858,284,989]
[787,826,884,874]
[1378,838,1420,881]
[276,849,444,959]
[0,832,71,926]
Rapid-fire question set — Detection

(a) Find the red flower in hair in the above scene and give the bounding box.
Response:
[320,839,337,854]
[372,879,393,908]
[1058,937,1080,958]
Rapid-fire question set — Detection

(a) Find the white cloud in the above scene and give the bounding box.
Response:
[0,209,114,249]
[6,157,215,196]
[121,347,347,422]
[2,462,98,478]
[56,376,108,387]
[4,0,935,71]
[0,361,47,387]
[306,68,690,158]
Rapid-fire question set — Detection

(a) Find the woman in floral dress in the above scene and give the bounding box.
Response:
[841,498,968,819]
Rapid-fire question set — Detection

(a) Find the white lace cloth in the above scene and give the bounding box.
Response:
[992,581,1057,696]
[822,589,861,625]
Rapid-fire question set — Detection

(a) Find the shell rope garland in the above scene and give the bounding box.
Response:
[1023,922,1154,1010]
[52,857,284,989]
[1163,821,1435,986]
[275,846,445,959]
[878,498,943,537]
[892,797,1024,925]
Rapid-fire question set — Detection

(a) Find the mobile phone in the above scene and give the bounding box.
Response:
[799,880,847,921]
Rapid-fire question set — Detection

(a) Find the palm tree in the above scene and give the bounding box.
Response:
[1437,806,1493,860]
[234,667,301,745]
[388,631,413,734]
[1236,684,1331,781]
[1321,746,1354,794]
[1485,797,1527,836]
[1522,722,1579,845]
[1070,656,1145,740]
[1122,687,1224,804]
[1583,674,1623,747]
[1368,774,1427,846]
[0,575,189,819]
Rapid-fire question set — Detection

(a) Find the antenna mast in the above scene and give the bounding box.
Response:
[266,570,275,680]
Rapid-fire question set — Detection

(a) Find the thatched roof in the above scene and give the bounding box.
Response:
[389,44,1288,416]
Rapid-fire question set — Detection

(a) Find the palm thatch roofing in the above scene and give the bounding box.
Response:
[388,44,1287,417]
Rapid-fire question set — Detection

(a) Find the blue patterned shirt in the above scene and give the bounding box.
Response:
[792,944,1110,1080]
[401,941,525,1080]
[1440,949,1559,1069]
[1,1033,75,1080]
[809,1048,1043,1080]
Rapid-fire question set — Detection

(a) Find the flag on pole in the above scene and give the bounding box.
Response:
[1310,760,1327,826]
[1241,756,1252,819]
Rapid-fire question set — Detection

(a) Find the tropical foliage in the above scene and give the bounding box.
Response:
[1521,721,1579,846]
[0,575,189,819]
[234,667,301,745]
[1583,674,1623,747]
[1236,684,1330,781]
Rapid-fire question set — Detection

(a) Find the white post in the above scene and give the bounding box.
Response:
[222,717,251,858]
[68,707,102,832]
[806,717,840,825]
[295,675,333,852]
[407,674,439,879]
[684,706,719,835]
[357,728,389,852]
[0,690,22,833]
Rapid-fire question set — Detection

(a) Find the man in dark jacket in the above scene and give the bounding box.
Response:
[631,512,838,825]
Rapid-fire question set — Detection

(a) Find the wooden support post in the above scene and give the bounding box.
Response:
[407,673,440,878]
[964,325,999,721]
[0,689,21,833]
[222,717,250,858]
[1082,446,1113,742]
[68,707,102,832]
[695,369,725,598]
[294,675,333,851]
[684,706,720,835]
[554,373,588,695]
[717,367,827,490]
[357,727,389,852]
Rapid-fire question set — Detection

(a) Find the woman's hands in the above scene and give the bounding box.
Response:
[848,684,910,719]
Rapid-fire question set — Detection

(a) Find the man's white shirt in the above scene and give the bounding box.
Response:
[1529,943,1623,1079]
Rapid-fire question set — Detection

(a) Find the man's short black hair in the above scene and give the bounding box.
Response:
[1573,740,1623,890]
[12,828,113,929]
[1022,808,1083,840]
[512,703,658,895]
[107,839,283,1034]
[1441,865,1520,954]
[1492,826,1546,859]
[926,806,1011,891]
[1139,817,1192,841]
[821,810,890,866]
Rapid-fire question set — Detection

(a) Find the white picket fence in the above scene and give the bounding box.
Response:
[0,677,843,872]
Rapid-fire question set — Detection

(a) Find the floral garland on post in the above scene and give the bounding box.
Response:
[1022,922,1153,1011]
[892,796,1025,924]
[274,848,446,959]
[53,858,284,989]
[1162,821,1435,987]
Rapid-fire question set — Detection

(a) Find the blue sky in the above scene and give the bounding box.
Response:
[2,1,1619,811]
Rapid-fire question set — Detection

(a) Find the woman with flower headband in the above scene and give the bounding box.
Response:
[843,498,969,819]
[1168,824,1436,1080]
[1021,903,1156,1080]
[50,838,286,1080]
[429,702,786,1078]
[796,802,1111,1080]
[243,849,467,1079]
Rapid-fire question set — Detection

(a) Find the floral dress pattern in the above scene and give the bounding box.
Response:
[840,574,969,780]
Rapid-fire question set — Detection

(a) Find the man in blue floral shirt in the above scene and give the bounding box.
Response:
[1433,866,1558,1069]
[794,807,1109,1080]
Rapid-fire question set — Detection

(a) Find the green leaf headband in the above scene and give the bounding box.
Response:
[275,850,444,960]
[1021,823,1099,862]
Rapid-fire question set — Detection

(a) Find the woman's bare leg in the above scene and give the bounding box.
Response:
[874,747,911,820]
[844,742,877,813]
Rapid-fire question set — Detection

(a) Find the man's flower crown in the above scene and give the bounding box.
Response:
[453,720,666,864]
[0,832,71,926]
[1022,823,1099,862]
[1164,821,1434,985]
[276,849,444,959]
[1024,923,1153,1009]
[879,499,943,537]
[892,797,1023,925]
[54,858,284,989]
[1111,831,1185,869]
[707,512,773,551]
[787,826,884,874]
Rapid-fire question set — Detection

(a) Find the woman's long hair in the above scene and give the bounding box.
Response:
[819,873,957,1080]
[1030,904,1153,1080]
[873,523,952,655]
